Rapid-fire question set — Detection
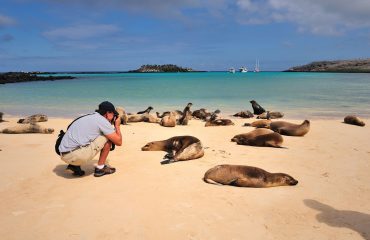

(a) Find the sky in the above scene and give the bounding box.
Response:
[1,0,370,72]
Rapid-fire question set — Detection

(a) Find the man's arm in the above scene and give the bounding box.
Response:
[105,117,122,146]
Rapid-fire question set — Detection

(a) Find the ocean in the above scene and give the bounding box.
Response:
[1,72,370,119]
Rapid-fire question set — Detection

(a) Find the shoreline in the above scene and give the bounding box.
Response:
[1,111,370,121]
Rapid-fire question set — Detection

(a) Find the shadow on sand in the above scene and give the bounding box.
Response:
[53,162,97,178]
[304,199,370,240]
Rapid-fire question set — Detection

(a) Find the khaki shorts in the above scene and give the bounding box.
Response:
[60,136,108,166]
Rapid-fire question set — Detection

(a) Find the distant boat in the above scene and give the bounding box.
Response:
[239,67,248,73]
[254,60,260,72]
[229,67,236,73]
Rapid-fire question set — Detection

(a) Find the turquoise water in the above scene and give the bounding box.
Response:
[1,72,370,119]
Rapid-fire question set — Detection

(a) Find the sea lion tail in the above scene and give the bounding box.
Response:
[17,118,25,123]
[203,176,210,183]
[203,176,220,185]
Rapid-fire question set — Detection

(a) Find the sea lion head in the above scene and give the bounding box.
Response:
[303,120,310,125]
[141,141,164,151]
[231,134,244,142]
[274,173,298,186]
[46,128,55,134]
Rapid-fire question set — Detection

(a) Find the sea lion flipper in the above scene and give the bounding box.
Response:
[228,178,239,186]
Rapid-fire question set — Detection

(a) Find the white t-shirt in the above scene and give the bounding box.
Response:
[59,112,115,152]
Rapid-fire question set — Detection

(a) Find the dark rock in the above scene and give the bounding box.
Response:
[285,59,370,73]
[0,72,76,84]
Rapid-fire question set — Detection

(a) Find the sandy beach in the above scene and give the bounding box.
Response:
[0,116,369,240]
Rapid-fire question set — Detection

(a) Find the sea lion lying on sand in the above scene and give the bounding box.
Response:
[257,111,284,119]
[250,100,266,115]
[231,128,283,148]
[17,114,48,124]
[233,110,254,118]
[344,115,365,127]
[205,119,234,127]
[127,113,159,123]
[244,119,271,128]
[137,106,153,114]
[141,135,204,162]
[204,110,234,126]
[270,120,310,137]
[0,123,54,134]
[157,110,183,119]
[160,111,176,127]
[192,108,212,120]
[203,164,298,188]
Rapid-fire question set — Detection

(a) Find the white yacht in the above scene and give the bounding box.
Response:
[239,67,248,73]
[229,67,236,73]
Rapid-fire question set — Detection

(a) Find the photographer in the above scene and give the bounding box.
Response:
[58,101,122,177]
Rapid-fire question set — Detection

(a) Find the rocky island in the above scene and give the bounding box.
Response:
[285,59,370,73]
[128,64,197,73]
[0,72,76,84]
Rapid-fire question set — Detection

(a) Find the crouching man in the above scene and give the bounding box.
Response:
[59,101,122,177]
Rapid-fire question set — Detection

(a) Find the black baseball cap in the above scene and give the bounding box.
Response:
[97,101,119,115]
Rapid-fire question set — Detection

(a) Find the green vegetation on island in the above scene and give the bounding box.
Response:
[128,64,198,73]
[285,59,370,73]
[0,72,75,84]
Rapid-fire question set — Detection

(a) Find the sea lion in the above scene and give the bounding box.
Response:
[204,109,233,126]
[137,106,153,114]
[178,103,193,125]
[250,100,266,115]
[244,119,271,128]
[0,123,54,134]
[116,106,128,125]
[144,113,160,123]
[231,128,283,148]
[203,164,298,188]
[160,111,176,127]
[205,119,234,127]
[127,113,159,123]
[192,108,211,120]
[141,135,204,162]
[257,111,284,119]
[17,114,48,124]
[233,110,254,118]
[270,120,310,137]
[157,110,183,120]
[127,114,146,122]
[344,115,365,127]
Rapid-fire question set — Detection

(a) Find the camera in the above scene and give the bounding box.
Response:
[111,113,119,124]
[111,114,119,125]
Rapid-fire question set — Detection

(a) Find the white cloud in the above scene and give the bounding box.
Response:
[0,14,16,27]
[33,0,370,36]
[235,0,370,35]
[43,24,120,40]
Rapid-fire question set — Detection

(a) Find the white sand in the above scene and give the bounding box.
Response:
[0,117,369,240]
